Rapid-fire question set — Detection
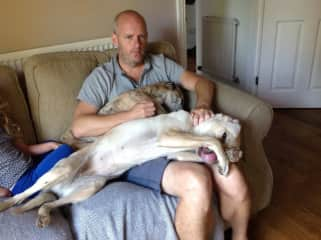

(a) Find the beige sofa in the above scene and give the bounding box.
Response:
[0,41,273,239]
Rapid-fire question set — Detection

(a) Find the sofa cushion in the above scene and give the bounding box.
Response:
[69,182,225,240]
[0,199,73,240]
[23,52,112,141]
[146,41,177,61]
[0,66,35,144]
[23,41,179,142]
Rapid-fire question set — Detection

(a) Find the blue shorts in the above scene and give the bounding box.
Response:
[12,144,74,195]
[119,156,171,192]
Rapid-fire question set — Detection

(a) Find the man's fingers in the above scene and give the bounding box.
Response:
[193,114,200,126]
[138,101,156,117]
[145,107,156,117]
[191,108,214,125]
[140,101,155,107]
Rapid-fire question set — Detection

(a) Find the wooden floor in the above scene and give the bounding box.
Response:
[186,55,321,239]
[248,109,321,240]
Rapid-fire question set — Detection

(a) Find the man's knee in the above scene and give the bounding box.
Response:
[220,165,250,203]
[178,164,213,202]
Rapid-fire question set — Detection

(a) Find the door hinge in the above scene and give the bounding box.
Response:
[255,76,259,86]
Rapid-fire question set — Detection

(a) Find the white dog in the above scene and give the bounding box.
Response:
[0,85,242,228]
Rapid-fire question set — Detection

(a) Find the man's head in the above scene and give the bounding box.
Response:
[112,10,148,67]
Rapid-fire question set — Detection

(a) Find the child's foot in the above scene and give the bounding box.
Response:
[0,187,12,197]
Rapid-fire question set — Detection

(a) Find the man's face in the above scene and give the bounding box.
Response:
[112,15,148,67]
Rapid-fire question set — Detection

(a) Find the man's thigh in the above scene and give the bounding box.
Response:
[161,161,213,197]
[120,157,171,191]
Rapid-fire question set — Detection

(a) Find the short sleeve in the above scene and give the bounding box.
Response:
[77,66,111,109]
[164,57,185,84]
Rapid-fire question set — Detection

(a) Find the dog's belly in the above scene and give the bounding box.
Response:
[78,110,193,177]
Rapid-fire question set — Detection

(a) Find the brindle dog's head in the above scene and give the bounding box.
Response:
[98,82,184,115]
[61,82,184,149]
[143,82,184,113]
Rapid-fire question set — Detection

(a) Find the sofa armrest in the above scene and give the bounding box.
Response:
[186,77,274,213]
[185,77,273,139]
[214,79,274,213]
[214,80,273,141]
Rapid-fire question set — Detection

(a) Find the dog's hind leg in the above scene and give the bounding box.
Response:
[10,192,57,215]
[0,149,89,212]
[36,175,107,228]
[0,163,72,212]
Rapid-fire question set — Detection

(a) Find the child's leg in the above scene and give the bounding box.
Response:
[32,144,74,180]
[12,144,74,195]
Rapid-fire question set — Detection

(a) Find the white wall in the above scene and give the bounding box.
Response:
[195,0,260,92]
[0,0,178,55]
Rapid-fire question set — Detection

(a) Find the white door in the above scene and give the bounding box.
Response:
[258,0,321,107]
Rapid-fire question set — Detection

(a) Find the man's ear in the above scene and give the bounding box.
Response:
[112,33,118,47]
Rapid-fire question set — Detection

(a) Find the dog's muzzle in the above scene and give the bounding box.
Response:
[198,147,217,164]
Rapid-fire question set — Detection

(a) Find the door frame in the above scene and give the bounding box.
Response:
[252,0,266,94]
[176,0,187,67]
[176,0,268,97]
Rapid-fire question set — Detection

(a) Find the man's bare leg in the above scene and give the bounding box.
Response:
[212,164,251,240]
[162,161,215,240]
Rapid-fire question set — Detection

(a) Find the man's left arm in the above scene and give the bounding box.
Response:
[180,70,215,126]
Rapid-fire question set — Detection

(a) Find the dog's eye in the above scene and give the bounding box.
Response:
[222,132,227,142]
[166,82,175,90]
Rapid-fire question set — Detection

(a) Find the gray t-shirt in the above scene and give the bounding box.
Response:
[78,54,184,109]
[0,128,33,189]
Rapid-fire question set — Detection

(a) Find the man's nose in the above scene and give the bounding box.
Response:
[133,36,142,47]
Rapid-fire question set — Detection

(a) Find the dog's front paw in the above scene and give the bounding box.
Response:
[216,153,229,176]
[36,214,51,228]
[226,149,243,163]
[218,161,229,176]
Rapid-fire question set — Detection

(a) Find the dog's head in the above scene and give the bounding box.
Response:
[143,82,184,112]
[194,113,242,163]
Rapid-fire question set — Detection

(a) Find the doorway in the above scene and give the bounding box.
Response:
[186,0,196,72]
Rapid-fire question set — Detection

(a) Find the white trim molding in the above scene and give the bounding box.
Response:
[252,0,266,94]
[176,0,187,67]
[0,37,113,73]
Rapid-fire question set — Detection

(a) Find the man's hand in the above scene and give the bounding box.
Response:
[128,101,156,120]
[0,186,12,197]
[190,106,214,126]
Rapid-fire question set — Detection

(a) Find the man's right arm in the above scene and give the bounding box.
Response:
[71,100,156,138]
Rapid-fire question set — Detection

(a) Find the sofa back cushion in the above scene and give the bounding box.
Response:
[0,66,36,143]
[23,51,112,141]
[23,41,178,141]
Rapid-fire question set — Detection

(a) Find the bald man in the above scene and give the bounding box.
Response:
[71,10,250,240]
